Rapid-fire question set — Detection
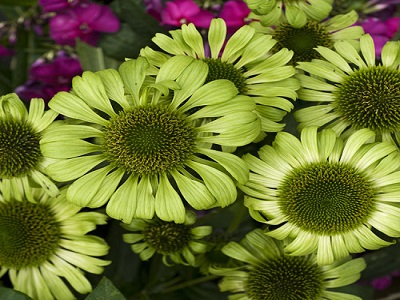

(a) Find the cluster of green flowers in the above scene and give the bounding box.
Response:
[1,0,400,299]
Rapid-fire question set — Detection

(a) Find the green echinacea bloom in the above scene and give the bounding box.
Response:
[41,56,261,224]
[210,229,366,300]
[122,210,211,266]
[251,10,364,64]
[0,187,110,300]
[0,93,58,200]
[245,0,334,28]
[240,126,400,265]
[295,34,400,144]
[140,18,299,136]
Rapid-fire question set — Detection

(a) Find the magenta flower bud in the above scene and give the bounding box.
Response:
[49,2,120,46]
[219,0,251,34]
[359,17,400,56]
[30,52,83,85]
[161,0,214,29]
[39,0,82,12]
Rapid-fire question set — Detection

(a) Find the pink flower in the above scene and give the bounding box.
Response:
[161,0,214,29]
[49,2,120,46]
[39,0,82,12]
[359,17,400,56]
[219,0,251,34]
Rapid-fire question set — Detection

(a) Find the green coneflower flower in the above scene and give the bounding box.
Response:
[245,0,334,28]
[0,187,110,300]
[140,18,299,135]
[251,10,364,64]
[122,210,211,266]
[240,126,400,265]
[295,34,400,144]
[210,229,366,300]
[41,56,260,224]
[0,93,58,201]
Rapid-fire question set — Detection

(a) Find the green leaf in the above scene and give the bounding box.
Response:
[361,240,400,281]
[0,0,37,6]
[98,0,167,61]
[86,277,126,300]
[76,40,122,72]
[0,287,32,300]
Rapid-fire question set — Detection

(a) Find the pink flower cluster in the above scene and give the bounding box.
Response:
[15,51,83,102]
[145,0,250,34]
[40,0,120,46]
[359,16,400,56]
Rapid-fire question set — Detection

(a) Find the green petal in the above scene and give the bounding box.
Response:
[152,32,187,56]
[187,95,256,121]
[334,40,367,69]
[246,66,296,84]
[46,155,105,182]
[222,241,262,265]
[170,169,216,209]
[67,165,114,207]
[340,128,375,164]
[0,93,27,121]
[297,89,336,102]
[360,34,375,67]
[30,169,59,197]
[182,23,205,58]
[324,10,359,32]
[155,173,185,223]
[41,140,101,158]
[235,34,275,68]
[208,18,227,59]
[197,148,249,184]
[300,126,320,162]
[119,57,149,105]
[180,79,237,112]
[96,68,131,111]
[318,129,338,161]
[72,71,116,117]
[296,73,336,91]
[186,160,237,207]
[317,235,336,265]
[106,175,139,223]
[134,176,156,220]
[381,40,400,68]
[245,48,293,76]
[354,142,397,170]
[286,6,307,28]
[27,98,45,126]
[49,92,108,126]
[285,231,318,256]
[245,229,281,261]
[323,291,362,300]
[296,61,344,83]
[156,55,195,82]
[274,132,307,167]
[41,123,103,143]
[49,255,92,293]
[315,46,353,73]
[221,25,255,64]
[170,59,209,110]
[88,168,125,207]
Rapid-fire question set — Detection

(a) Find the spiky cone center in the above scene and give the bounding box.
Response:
[144,221,192,254]
[203,58,248,95]
[247,256,324,300]
[334,66,400,132]
[278,162,376,235]
[102,105,196,176]
[0,120,41,178]
[272,21,333,63]
[0,200,61,269]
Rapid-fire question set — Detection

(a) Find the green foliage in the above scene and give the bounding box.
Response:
[86,277,126,300]
[0,287,32,300]
[98,0,167,61]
